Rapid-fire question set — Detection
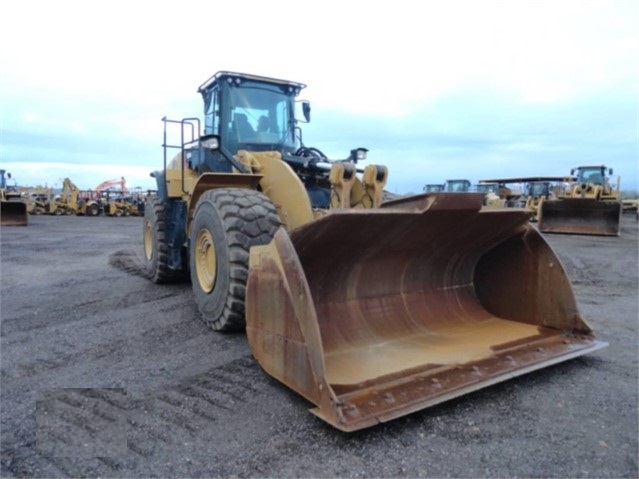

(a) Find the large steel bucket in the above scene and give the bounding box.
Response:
[1,200,28,226]
[538,198,621,236]
[246,193,606,431]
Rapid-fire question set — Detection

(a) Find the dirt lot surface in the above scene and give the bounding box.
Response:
[1,213,637,478]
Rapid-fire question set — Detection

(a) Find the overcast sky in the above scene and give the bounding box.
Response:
[1,0,637,194]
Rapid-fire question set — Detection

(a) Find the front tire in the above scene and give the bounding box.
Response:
[190,188,280,332]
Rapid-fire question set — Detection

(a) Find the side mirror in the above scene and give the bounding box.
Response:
[296,100,311,123]
[609,168,613,175]
[570,169,575,175]
[200,134,220,150]
[302,101,311,122]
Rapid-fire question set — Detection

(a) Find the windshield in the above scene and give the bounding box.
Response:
[576,167,604,184]
[227,84,295,151]
[476,184,498,194]
[445,181,470,192]
[528,183,548,196]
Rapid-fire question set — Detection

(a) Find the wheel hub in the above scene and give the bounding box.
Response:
[195,228,216,293]
[143,220,153,261]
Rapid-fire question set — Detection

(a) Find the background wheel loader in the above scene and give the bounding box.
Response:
[475,182,507,208]
[1,169,28,226]
[423,183,444,192]
[524,180,570,222]
[143,71,606,432]
[444,179,471,192]
[538,165,622,236]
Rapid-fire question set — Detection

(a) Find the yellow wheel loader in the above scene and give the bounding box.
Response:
[144,71,606,432]
[444,179,471,192]
[1,169,28,226]
[423,183,444,193]
[104,198,136,217]
[475,182,507,208]
[538,166,622,236]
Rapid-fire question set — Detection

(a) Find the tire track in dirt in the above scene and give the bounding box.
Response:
[3,338,128,385]
[126,355,269,458]
[35,388,128,458]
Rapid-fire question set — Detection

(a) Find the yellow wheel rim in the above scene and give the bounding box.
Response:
[195,228,216,293]
[143,220,153,261]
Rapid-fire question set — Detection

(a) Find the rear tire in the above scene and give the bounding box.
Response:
[143,197,186,283]
[88,203,99,216]
[190,188,280,332]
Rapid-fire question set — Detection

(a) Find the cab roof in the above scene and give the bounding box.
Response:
[198,71,307,93]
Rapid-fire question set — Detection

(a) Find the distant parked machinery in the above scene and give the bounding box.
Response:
[538,165,622,236]
[621,198,638,220]
[100,191,139,217]
[476,182,506,208]
[444,179,471,192]
[423,183,444,192]
[94,177,140,216]
[0,169,28,226]
[95,177,128,196]
[523,180,571,222]
[45,178,101,216]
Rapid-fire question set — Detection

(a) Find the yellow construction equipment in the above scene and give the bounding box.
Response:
[523,180,571,222]
[479,177,574,221]
[538,166,622,236]
[423,183,444,193]
[143,71,606,432]
[475,183,507,208]
[45,178,101,216]
[478,178,528,207]
[622,198,638,220]
[103,197,137,217]
[1,169,28,226]
[21,187,53,215]
[444,179,471,192]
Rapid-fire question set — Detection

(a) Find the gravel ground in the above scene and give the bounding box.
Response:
[1,212,637,478]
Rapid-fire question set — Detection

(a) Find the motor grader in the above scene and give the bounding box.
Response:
[0,169,28,226]
[538,165,622,236]
[143,71,606,432]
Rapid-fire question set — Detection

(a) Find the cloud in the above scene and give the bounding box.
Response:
[0,0,636,194]
[304,86,637,193]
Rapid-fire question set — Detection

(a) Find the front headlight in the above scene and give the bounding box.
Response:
[351,147,368,163]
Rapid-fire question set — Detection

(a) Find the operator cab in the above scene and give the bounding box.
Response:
[527,181,551,198]
[196,71,306,170]
[571,166,612,186]
[423,184,445,193]
[476,183,499,194]
[162,71,368,210]
[445,179,471,193]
